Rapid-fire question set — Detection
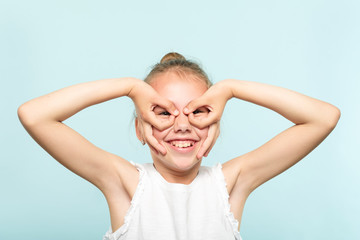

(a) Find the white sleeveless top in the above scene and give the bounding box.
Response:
[103,163,242,240]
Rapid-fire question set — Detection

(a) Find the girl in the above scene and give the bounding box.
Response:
[18,53,340,240]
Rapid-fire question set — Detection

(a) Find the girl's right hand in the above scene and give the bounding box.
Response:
[128,79,179,155]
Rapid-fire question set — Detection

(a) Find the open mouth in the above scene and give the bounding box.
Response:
[169,140,195,148]
[166,140,197,153]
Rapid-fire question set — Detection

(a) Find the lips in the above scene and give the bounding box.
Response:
[166,139,198,153]
[169,140,195,148]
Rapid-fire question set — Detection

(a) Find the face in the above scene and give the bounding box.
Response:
[140,71,209,173]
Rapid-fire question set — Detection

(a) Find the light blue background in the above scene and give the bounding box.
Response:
[1,0,359,239]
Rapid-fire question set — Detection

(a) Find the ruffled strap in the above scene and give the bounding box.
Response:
[103,162,146,240]
[213,163,242,240]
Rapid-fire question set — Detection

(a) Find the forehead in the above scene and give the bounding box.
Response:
[150,71,208,106]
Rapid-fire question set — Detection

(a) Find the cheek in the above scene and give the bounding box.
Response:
[152,128,169,141]
[194,127,209,141]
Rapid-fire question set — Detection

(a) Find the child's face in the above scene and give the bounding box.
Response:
[148,71,210,172]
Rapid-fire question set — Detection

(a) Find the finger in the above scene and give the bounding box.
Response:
[154,97,179,116]
[196,123,219,159]
[140,107,173,130]
[139,99,176,131]
[183,97,209,115]
[147,142,159,155]
[137,121,158,154]
[146,113,175,131]
[158,114,176,131]
[204,124,220,157]
[204,137,216,157]
[188,112,218,129]
[143,123,167,155]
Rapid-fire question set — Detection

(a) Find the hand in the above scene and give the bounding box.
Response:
[184,81,232,158]
[136,118,167,155]
[129,79,179,154]
[196,121,220,159]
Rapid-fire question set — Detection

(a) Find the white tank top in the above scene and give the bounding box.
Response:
[103,162,242,240]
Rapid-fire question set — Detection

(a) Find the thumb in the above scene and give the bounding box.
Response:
[183,96,210,115]
[188,112,218,129]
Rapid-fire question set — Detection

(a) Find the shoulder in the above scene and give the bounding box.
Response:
[198,163,229,188]
[198,164,222,180]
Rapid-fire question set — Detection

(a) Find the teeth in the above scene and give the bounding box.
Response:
[170,141,194,148]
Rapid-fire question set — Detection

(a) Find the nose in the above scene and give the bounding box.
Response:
[173,113,191,133]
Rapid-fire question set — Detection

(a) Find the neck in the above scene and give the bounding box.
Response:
[152,160,201,185]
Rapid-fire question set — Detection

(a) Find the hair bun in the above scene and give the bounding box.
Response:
[160,52,186,64]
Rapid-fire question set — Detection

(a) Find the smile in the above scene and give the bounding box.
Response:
[169,140,195,148]
[166,139,198,153]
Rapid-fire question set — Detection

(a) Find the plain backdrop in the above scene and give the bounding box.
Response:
[1,0,359,239]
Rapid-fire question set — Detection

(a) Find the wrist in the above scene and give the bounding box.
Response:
[126,78,143,99]
[216,79,235,100]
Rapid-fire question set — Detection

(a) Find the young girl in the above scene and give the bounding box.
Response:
[18,53,340,240]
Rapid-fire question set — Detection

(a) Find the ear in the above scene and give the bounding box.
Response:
[135,117,143,143]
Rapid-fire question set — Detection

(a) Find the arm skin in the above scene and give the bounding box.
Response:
[17,78,177,195]
[185,79,341,197]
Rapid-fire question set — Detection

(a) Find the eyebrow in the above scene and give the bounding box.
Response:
[153,106,169,113]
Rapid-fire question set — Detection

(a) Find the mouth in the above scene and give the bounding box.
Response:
[166,140,197,153]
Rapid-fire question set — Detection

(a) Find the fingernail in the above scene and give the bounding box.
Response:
[174,110,179,115]
[184,108,189,114]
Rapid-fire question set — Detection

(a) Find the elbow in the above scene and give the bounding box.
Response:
[17,102,37,127]
[323,105,341,130]
[17,103,29,126]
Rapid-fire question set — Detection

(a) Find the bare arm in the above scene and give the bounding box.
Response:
[185,79,340,195]
[223,79,340,194]
[17,78,177,193]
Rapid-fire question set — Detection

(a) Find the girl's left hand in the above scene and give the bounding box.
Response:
[196,121,220,159]
[184,81,233,159]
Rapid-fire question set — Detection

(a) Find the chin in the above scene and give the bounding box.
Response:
[153,142,202,172]
[168,155,201,172]
[167,141,202,168]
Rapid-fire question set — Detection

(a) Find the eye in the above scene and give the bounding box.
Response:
[193,107,209,115]
[153,106,171,117]
[159,111,171,116]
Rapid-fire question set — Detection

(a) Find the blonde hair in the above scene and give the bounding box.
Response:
[145,52,212,88]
